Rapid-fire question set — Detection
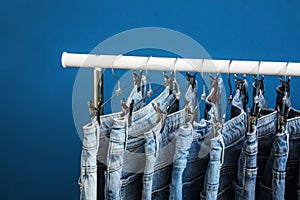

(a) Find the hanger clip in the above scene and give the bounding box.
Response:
[120,98,134,126]
[88,100,101,124]
[184,105,197,124]
[152,102,167,131]
[186,72,197,90]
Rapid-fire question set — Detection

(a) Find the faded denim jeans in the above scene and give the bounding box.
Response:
[79,117,99,200]
[98,85,179,200]
[234,126,258,200]
[105,118,127,200]
[169,123,194,200]
[201,78,247,200]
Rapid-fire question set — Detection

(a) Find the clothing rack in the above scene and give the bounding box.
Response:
[61,52,300,107]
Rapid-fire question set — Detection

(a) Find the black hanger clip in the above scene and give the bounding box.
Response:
[186,72,197,90]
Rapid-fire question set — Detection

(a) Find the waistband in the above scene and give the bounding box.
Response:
[221,80,248,147]
[100,86,177,136]
[256,109,277,138]
[222,111,246,147]
[109,118,127,143]
[159,109,186,146]
[287,109,300,139]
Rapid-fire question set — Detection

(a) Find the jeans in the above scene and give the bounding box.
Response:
[258,85,300,199]
[97,86,179,200]
[168,84,215,200]
[285,111,300,199]
[169,123,194,200]
[79,118,99,200]
[150,109,187,200]
[234,126,258,200]
[258,123,290,200]
[105,118,127,200]
[143,124,163,200]
[117,83,198,200]
[254,109,277,198]
[201,80,247,200]
[179,119,212,200]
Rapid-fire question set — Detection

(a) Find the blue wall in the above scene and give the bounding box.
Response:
[1,0,300,199]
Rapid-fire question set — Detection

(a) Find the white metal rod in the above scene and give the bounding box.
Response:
[61,52,300,76]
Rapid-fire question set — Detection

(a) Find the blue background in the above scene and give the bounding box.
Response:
[1,0,300,199]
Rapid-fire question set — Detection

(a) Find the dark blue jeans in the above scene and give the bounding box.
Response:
[253,109,277,197]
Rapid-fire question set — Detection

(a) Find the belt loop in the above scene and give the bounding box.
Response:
[124,117,129,151]
[220,135,225,166]
[286,128,290,159]
[155,130,160,157]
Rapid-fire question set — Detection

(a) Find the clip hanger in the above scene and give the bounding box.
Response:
[120,98,134,126]
[186,72,197,90]
[152,102,167,131]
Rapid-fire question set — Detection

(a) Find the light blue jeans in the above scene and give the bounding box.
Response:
[97,86,179,200]
[169,123,193,200]
[105,118,127,200]
[143,123,162,200]
[79,118,99,200]
[234,126,258,200]
[201,78,247,200]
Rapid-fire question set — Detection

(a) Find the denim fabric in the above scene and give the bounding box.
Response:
[79,118,99,200]
[118,81,198,200]
[277,85,300,199]
[169,123,193,200]
[119,80,199,200]
[234,126,258,200]
[97,85,179,200]
[143,123,162,200]
[255,109,277,199]
[258,85,300,200]
[233,79,258,200]
[285,114,300,199]
[258,126,289,200]
[272,128,289,200]
[105,118,127,200]
[150,109,187,200]
[201,134,224,200]
[201,79,247,200]
[180,119,212,200]
[118,108,186,200]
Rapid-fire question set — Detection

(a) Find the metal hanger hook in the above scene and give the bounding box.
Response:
[145,56,153,97]
[173,57,178,78]
[200,59,206,100]
[257,61,261,78]
[228,60,233,101]
[111,55,122,96]
[284,62,289,82]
